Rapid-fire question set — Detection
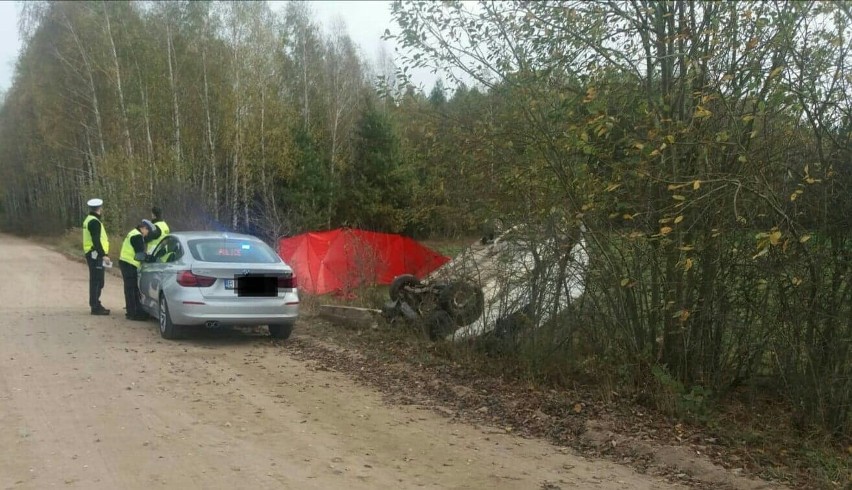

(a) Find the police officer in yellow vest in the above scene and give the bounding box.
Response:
[119,219,154,321]
[82,198,111,315]
[147,206,170,254]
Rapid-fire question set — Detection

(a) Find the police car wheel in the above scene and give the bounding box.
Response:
[268,323,293,340]
[159,295,182,340]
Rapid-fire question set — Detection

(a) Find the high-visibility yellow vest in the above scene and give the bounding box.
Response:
[147,220,170,253]
[120,229,143,269]
[82,215,110,255]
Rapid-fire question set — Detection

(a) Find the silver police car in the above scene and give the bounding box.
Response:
[138,232,299,340]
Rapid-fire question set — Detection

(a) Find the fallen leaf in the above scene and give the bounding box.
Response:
[769,230,782,246]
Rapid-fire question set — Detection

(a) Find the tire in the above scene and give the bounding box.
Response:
[426,310,455,341]
[268,323,294,340]
[389,274,420,301]
[480,218,506,244]
[380,300,400,320]
[158,295,182,340]
[438,281,485,326]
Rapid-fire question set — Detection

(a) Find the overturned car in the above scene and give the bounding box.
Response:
[381,222,589,341]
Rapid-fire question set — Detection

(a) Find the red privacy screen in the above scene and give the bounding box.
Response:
[278,228,449,295]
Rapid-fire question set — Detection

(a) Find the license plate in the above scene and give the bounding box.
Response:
[224,276,277,297]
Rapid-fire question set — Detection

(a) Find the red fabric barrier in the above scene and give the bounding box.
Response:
[278,228,449,295]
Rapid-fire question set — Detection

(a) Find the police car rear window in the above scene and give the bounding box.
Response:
[187,239,280,263]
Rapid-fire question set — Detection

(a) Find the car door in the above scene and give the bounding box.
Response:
[139,237,178,311]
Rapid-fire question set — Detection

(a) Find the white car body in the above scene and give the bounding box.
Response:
[424,225,589,341]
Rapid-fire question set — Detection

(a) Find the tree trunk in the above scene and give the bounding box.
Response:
[141,82,154,197]
[231,152,239,230]
[202,49,218,220]
[103,5,133,165]
[64,14,105,181]
[302,27,310,129]
[167,23,182,178]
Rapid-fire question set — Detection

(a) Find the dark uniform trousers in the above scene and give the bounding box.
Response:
[119,261,143,317]
[85,253,105,310]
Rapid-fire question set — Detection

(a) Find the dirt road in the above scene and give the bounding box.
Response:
[0,234,684,489]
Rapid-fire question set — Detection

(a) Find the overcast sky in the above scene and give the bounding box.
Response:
[0,1,20,92]
[0,1,446,94]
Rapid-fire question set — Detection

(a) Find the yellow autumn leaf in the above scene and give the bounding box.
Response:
[769,230,782,246]
[674,215,684,224]
[672,195,686,201]
[660,226,673,235]
[679,245,695,251]
[584,86,597,102]
[768,66,784,79]
[573,403,583,414]
[791,277,802,286]
[799,235,812,243]
[666,135,675,144]
[621,278,630,287]
[684,258,694,272]
[694,106,712,118]
[692,180,701,190]
[753,247,770,260]
[668,182,688,190]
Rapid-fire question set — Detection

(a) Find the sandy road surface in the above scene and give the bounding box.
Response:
[0,234,684,489]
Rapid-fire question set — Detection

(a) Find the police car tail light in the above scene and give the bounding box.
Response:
[277,275,297,289]
[177,270,216,288]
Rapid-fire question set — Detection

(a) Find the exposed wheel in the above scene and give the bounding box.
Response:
[480,217,505,244]
[268,323,294,340]
[158,295,182,340]
[381,300,400,320]
[438,281,484,326]
[426,310,455,341]
[389,274,420,301]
